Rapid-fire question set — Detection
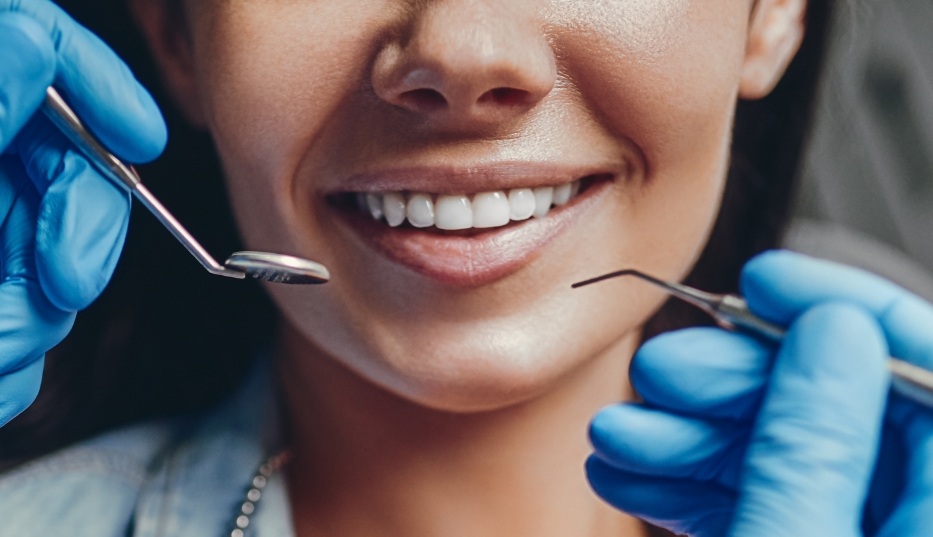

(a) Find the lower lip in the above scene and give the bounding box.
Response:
[329,180,612,287]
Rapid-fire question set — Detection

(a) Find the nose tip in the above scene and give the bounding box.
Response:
[372,5,556,129]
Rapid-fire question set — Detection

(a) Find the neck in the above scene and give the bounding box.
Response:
[277,327,650,537]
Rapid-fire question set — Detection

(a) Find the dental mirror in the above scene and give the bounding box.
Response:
[42,87,330,285]
[225,252,329,284]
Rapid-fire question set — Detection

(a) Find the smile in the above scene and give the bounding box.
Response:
[354,179,586,231]
[326,167,616,286]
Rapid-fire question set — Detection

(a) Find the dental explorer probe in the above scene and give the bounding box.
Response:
[41,87,329,285]
[572,269,933,409]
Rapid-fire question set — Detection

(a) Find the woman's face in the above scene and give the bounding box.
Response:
[147,0,802,411]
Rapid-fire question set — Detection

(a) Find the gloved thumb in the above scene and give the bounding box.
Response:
[35,150,130,312]
[728,302,888,537]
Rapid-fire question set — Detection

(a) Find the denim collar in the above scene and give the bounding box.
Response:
[132,355,293,536]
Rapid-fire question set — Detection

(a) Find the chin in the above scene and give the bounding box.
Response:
[342,311,636,413]
[378,344,578,413]
[275,263,651,414]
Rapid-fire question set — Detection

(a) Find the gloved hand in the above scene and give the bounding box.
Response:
[0,1,166,425]
[586,250,933,536]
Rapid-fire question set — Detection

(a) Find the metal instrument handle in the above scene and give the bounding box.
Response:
[717,294,933,409]
[41,87,244,280]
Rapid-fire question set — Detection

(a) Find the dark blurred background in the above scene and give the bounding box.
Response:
[787,0,933,300]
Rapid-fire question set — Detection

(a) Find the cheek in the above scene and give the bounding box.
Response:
[552,1,748,172]
[548,1,746,267]
[188,3,396,250]
[552,0,748,266]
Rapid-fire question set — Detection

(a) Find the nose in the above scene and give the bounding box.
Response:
[372,1,557,131]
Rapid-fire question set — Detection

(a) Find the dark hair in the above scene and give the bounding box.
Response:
[0,1,834,466]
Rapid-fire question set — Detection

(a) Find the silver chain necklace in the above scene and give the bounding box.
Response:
[228,451,290,537]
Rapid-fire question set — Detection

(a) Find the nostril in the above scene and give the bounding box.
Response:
[398,88,448,112]
[479,87,532,107]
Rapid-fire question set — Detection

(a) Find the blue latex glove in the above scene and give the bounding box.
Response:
[587,250,933,536]
[0,1,166,425]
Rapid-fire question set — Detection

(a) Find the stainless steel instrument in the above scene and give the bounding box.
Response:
[573,268,933,408]
[41,87,329,285]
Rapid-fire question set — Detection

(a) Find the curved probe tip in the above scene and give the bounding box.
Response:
[571,269,639,289]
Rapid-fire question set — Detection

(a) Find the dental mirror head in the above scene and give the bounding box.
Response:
[225,252,330,284]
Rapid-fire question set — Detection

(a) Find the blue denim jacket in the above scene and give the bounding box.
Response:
[0,359,295,536]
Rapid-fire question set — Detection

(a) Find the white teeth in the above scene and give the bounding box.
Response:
[359,179,584,230]
[406,193,435,228]
[532,186,554,218]
[366,193,384,220]
[472,191,511,228]
[569,181,580,199]
[436,195,473,230]
[383,192,406,227]
[552,183,572,206]
[508,188,535,221]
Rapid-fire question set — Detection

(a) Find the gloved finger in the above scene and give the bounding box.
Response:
[728,303,888,537]
[741,250,933,370]
[0,0,166,162]
[0,12,55,152]
[631,327,772,421]
[0,181,74,373]
[0,170,76,353]
[0,356,44,427]
[0,154,22,230]
[861,419,909,534]
[6,124,129,311]
[37,153,130,311]
[589,403,747,489]
[875,407,933,537]
[586,456,736,537]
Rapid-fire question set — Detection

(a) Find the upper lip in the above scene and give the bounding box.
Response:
[325,162,623,196]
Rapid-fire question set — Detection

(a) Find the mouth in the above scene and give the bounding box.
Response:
[333,173,604,232]
[325,168,616,286]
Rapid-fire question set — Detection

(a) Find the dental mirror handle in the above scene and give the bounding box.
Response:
[41,87,245,280]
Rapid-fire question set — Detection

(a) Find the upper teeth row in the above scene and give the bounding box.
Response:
[357,180,582,230]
